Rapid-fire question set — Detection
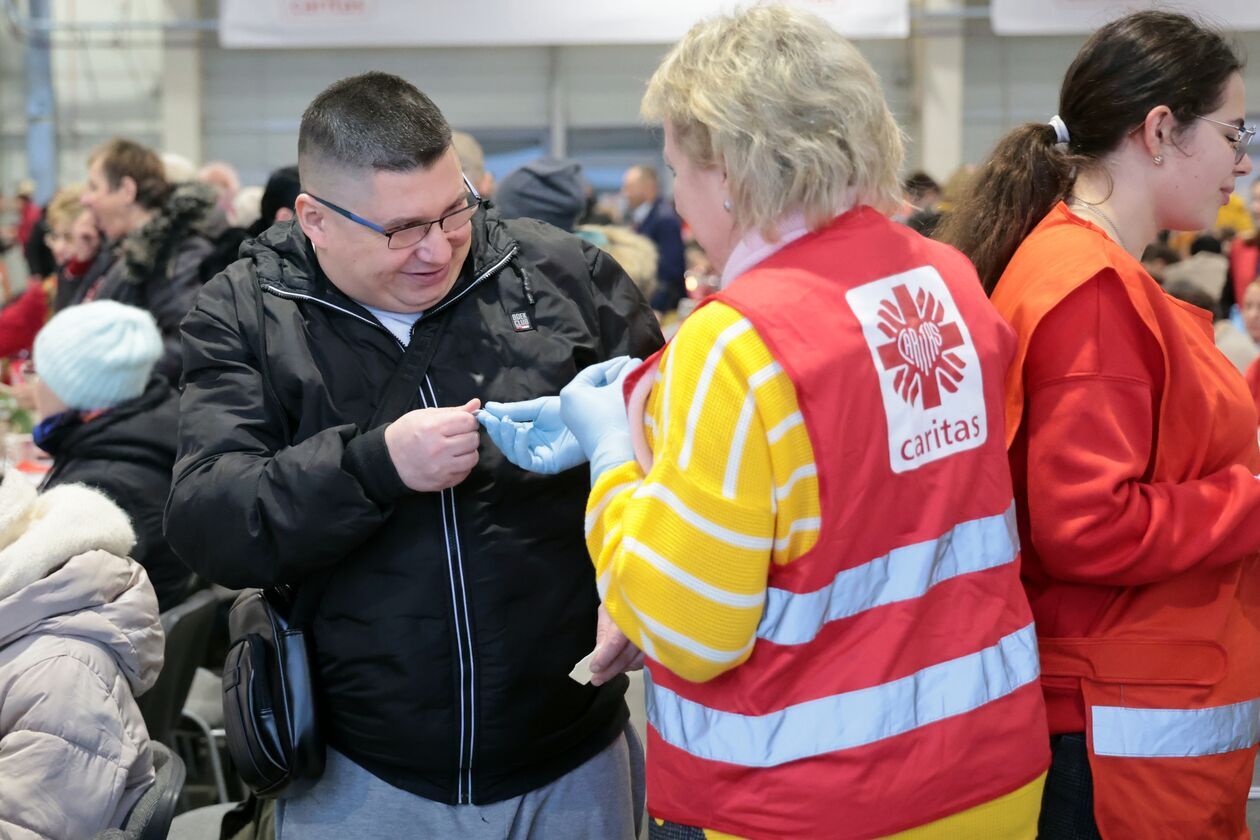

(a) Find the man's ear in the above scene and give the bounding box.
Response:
[118,175,139,205]
[294,194,329,247]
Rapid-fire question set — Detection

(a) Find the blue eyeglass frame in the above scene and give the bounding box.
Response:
[306,173,482,248]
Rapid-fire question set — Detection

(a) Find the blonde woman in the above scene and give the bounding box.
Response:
[481,7,1049,837]
[0,186,100,363]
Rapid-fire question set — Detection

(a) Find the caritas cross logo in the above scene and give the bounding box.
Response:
[875,284,966,409]
[847,266,987,474]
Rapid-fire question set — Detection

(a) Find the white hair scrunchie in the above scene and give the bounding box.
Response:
[1048,115,1071,146]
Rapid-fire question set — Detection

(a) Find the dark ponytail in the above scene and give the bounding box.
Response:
[938,11,1243,294]
[937,126,1080,294]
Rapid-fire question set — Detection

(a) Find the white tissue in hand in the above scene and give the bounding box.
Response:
[569,649,597,684]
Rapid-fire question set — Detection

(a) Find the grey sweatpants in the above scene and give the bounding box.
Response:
[277,722,644,840]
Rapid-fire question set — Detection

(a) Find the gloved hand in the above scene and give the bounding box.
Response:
[477,396,587,474]
[560,356,640,483]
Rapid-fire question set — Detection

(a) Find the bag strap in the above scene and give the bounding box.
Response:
[367,312,451,428]
[288,308,453,628]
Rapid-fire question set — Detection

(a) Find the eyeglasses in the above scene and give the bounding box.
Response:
[307,174,482,250]
[1195,115,1256,165]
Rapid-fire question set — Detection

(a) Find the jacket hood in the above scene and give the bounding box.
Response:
[117,180,228,287]
[0,470,162,694]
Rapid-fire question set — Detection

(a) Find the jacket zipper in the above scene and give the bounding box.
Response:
[420,376,478,804]
[260,245,518,805]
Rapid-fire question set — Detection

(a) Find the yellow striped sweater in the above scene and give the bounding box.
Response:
[586,301,1043,839]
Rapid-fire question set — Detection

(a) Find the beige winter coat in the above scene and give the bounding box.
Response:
[0,470,164,839]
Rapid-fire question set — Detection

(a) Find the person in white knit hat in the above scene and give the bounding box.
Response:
[30,300,197,610]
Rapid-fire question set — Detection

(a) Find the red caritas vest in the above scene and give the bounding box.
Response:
[994,203,1260,839]
[639,209,1050,839]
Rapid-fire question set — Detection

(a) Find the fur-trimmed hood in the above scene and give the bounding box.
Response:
[0,472,163,838]
[0,470,162,694]
[116,180,227,288]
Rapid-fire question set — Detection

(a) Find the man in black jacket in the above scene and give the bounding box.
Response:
[165,73,661,838]
[77,138,227,383]
[622,165,687,313]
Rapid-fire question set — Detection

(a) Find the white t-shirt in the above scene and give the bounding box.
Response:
[361,304,423,348]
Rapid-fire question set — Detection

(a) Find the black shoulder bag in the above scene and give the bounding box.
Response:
[222,305,451,798]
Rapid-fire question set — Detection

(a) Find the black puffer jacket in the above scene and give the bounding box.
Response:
[166,209,663,805]
[40,383,196,612]
[91,182,227,383]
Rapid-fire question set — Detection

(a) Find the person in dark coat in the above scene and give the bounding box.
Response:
[494,157,587,232]
[621,165,686,313]
[77,138,227,384]
[166,72,662,839]
[198,164,303,285]
[31,300,195,611]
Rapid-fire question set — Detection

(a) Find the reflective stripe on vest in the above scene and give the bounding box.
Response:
[647,621,1040,768]
[757,504,1018,646]
[1091,698,1260,758]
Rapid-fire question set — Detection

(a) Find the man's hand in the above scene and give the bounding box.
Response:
[384,398,482,492]
[589,605,644,686]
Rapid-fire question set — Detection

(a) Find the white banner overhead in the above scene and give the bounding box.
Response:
[218,0,911,49]
[992,0,1260,35]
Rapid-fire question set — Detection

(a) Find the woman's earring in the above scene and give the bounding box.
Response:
[722,199,732,212]
[1153,154,1164,166]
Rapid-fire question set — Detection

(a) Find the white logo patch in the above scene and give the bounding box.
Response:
[846,266,987,473]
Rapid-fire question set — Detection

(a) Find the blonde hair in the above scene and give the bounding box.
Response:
[578,224,659,299]
[642,4,904,235]
[45,184,85,230]
[161,152,197,184]
[233,185,264,229]
[199,161,240,196]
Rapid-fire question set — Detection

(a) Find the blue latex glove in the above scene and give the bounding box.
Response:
[477,396,587,474]
[560,356,640,483]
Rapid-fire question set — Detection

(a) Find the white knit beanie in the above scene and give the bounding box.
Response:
[33,301,162,410]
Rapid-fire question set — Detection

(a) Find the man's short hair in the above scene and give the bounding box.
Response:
[1141,242,1181,266]
[89,138,169,211]
[299,72,452,182]
[1190,233,1223,255]
[903,171,940,201]
[634,165,659,188]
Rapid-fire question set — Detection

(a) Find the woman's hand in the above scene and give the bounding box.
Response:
[590,605,645,686]
[561,356,640,482]
[477,396,588,474]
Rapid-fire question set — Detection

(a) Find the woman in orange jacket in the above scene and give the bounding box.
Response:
[940,11,1259,839]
